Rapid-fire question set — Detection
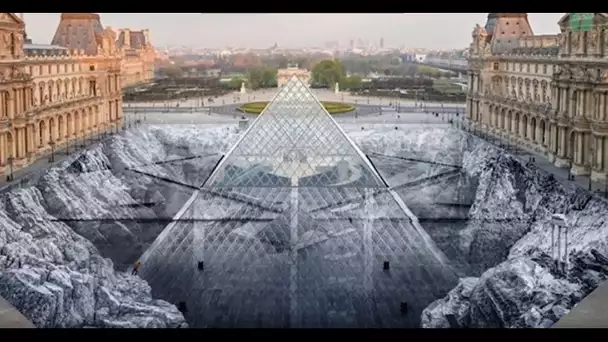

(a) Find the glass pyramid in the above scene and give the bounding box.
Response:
[203,75,386,188]
[136,75,458,328]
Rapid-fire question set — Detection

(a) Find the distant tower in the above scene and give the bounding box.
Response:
[380,37,384,49]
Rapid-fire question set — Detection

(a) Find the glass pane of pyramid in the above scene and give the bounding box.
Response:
[139,187,458,328]
[203,75,386,188]
[136,76,460,328]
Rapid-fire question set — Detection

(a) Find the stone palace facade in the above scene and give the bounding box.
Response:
[0,13,134,177]
[467,13,608,182]
[277,65,311,88]
[116,29,157,88]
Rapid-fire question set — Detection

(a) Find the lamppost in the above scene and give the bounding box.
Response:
[588,144,595,191]
[49,141,56,163]
[7,155,13,182]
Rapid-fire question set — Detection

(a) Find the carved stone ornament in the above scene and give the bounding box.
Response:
[559,33,567,50]
[589,29,598,52]
[571,32,581,51]
[483,43,491,55]
[600,70,608,83]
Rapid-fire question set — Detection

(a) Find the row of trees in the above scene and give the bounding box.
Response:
[340,55,457,79]
[158,64,280,90]
[310,59,364,90]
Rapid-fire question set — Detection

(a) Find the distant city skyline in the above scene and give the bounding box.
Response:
[24,13,565,49]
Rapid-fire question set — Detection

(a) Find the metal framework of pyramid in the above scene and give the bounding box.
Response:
[136,75,456,328]
[204,75,386,188]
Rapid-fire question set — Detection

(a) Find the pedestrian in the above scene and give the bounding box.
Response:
[132,260,141,276]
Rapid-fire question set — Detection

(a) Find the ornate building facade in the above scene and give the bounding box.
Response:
[277,65,311,88]
[116,29,156,88]
[0,13,123,177]
[467,13,608,182]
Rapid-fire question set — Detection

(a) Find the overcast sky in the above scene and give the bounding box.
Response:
[23,13,566,49]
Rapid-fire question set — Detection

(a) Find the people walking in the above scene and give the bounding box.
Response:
[132,260,141,275]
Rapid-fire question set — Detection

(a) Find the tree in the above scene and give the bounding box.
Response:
[160,65,183,79]
[228,77,245,90]
[311,59,345,88]
[340,75,363,90]
[248,66,277,89]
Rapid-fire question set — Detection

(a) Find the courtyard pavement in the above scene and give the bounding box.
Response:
[124,89,466,109]
[554,280,608,328]
[0,296,35,328]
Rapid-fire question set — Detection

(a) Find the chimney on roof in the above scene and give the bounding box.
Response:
[142,29,150,46]
[124,29,131,48]
[19,13,32,44]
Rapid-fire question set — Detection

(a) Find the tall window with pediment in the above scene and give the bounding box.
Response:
[10,33,15,56]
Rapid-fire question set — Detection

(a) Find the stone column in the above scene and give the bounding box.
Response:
[579,90,584,117]
[603,136,607,173]
[552,124,558,154]
[20,128,26,158]
[0,133,4,165]
[19,88,23,114]
[510,115,515,134]
[13,129,19,159]
[602,92,607,121]
[552,85,559,110]
[108,102,113,122]
[571,89,578,117]
[17,128,23,158]
[7,92,14,119]
[0,91,4,118]
[14,89,19,116]
[575,133,582,164]
[563,88,569,115]
[26,125,31,154]
[559,127,566,158]
[15,129,21,159]
[595,135,602,172]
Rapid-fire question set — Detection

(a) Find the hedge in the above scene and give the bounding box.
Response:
[238,101,354,114]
